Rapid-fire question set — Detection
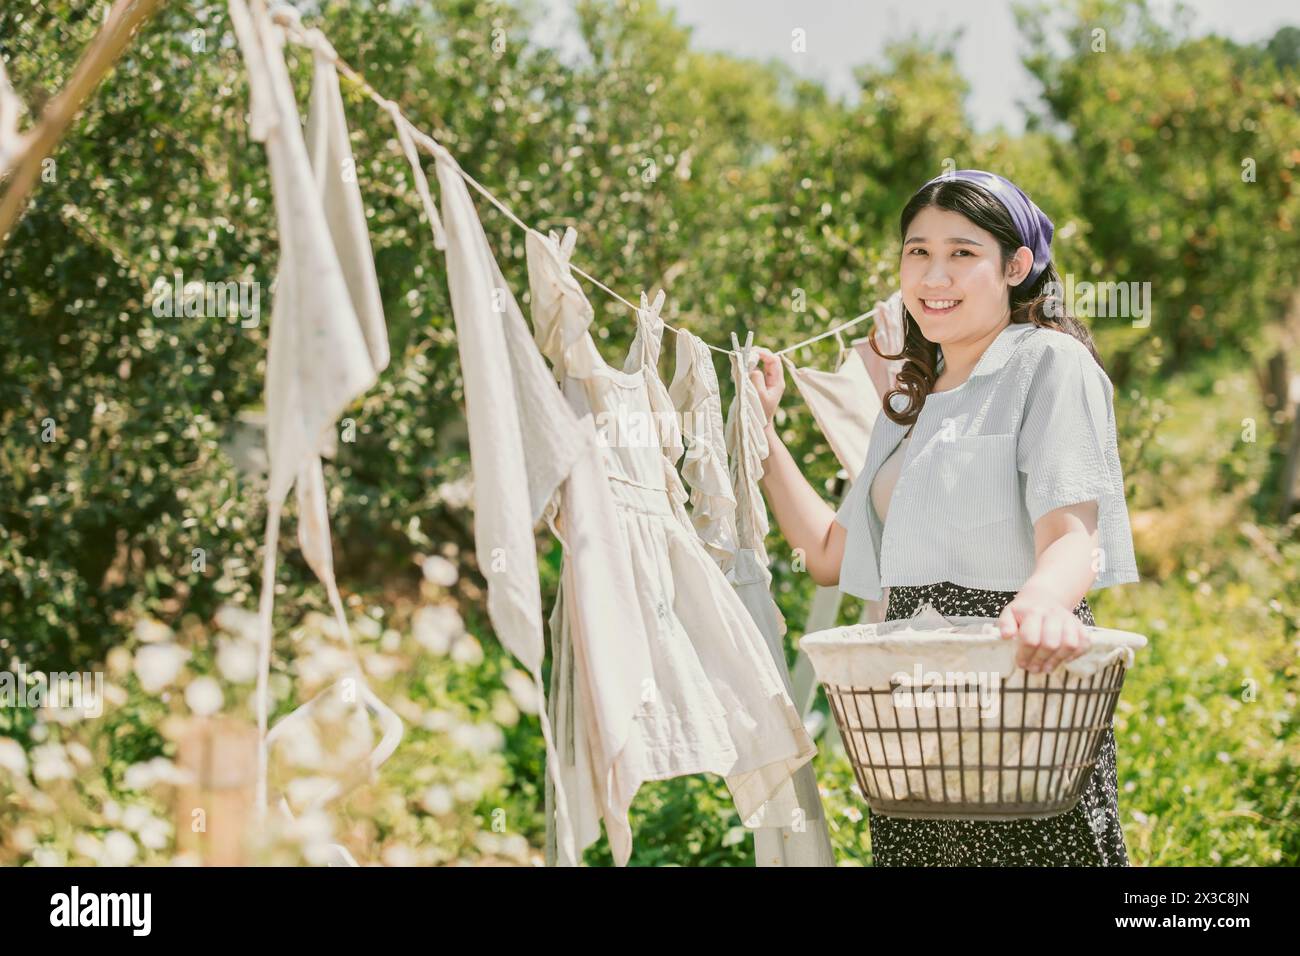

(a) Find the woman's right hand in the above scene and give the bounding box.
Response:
[749,347,785,427]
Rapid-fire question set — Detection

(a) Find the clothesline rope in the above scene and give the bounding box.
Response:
[270,5,884,361]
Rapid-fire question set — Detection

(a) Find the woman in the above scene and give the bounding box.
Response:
[751,169,1141,866]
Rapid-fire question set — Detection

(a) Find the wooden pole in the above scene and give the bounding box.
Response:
[1278,394,1300,522]
[173,715,258,866]
[0,0,165,251]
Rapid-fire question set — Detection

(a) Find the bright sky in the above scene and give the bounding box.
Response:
[534,0,1298,133]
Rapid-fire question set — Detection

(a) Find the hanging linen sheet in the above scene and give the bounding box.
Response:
[425,142,605,866]
[229,0,402,848]
[781,332,883,477]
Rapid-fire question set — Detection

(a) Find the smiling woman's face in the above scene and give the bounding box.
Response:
[900,205,1029,347]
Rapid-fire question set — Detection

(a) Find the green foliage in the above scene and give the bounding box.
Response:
[1017,0,1300,369]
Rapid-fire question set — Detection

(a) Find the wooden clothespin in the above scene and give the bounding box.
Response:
[730,329,756,377]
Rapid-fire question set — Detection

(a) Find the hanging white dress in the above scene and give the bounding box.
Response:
[525,228,817,831]
[668,329,739,567]
[724,334,836,866]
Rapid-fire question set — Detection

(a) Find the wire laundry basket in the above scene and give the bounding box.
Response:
[800,605,1147,821]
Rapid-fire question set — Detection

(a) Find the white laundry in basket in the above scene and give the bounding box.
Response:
[801,607,1147,810]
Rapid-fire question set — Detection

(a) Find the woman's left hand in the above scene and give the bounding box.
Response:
[997,585,1091,674]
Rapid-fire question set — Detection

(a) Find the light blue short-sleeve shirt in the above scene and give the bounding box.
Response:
[834,322,1140,601]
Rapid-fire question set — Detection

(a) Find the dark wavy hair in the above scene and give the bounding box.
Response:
[870,177,1101,427]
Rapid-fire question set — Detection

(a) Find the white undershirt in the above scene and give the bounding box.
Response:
[870,430,912,523]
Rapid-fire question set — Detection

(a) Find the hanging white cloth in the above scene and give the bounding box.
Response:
[726,332,836,866]
[781,331,883,476]
[852,290,907,402]
[527,227,658,867]
[529,229,816,857]
[540,420,657,867]
[668,329,739,566]
[228,0,401,856]
[430,146,599,866]
[382,100,447,251]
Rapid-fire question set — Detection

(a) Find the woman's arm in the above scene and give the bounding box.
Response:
[749,349,847,589]
[998,500,1100,672]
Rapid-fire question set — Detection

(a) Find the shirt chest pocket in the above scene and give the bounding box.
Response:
[932,433,1021,530]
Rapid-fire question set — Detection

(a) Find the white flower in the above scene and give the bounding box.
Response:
[138,816,170,850]
[500,833,529,861]
[105,646,133,679]
[100,830,139,866]
[103,799,122,824]
[502,670,539,715]
[214,604,260,640]
[421,709,455,733]
[33,846,65,867]
[31,743,75,783]
[354,616,382,641]
[269,715,324,771]
[451,635,483,667]
[363,653,403,681]
[133,618,174,644]
[185,677,223,716]
[10,826,36,853]
[295,644,352,687]
[381,843,417,867]
[122,803,151,832]
[134,643,190,693]
[420,785,454,816]
[0,737,28,778]
[491,695,519,728]
[73,833,102,862]
[452,778,482,804]
[123,756,189,790]
[300,610,339,639]
[436,477,472,509]
[421,555,459,587]
[65,742,94,768]
[216,635,258,684]
[451,722,503,756]
[411,605,464,655]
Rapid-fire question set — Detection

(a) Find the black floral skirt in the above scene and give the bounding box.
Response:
[865,581,1131,867]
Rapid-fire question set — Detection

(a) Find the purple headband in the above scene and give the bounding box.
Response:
[921,169,1054,287]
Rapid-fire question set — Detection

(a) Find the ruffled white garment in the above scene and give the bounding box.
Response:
[724,334,835,866]
[527,228,816,857]
[668,329,738,565]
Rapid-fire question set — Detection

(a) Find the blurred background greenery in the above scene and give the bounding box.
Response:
[0,0,1297,865]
